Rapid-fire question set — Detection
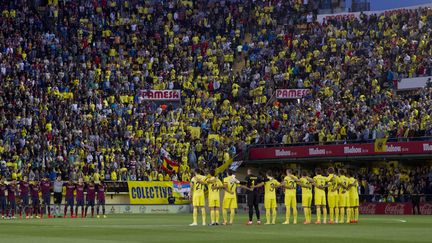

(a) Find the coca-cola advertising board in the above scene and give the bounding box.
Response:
[359,202,432,215]
[249,141,432,160]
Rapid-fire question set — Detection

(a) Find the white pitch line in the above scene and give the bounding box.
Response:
[359,218,407,223]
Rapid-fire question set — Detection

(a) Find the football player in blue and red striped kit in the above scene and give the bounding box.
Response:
[30,180,41,219]
[7,180,18,219]
[64,179,75,218]
[85,181,96,217]
[96,181,107,218]
[19,176,30,219]
[75,178,85,218]
[0,178,7,219]
[40,176,52,218]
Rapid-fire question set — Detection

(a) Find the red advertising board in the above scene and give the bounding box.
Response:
[140,90,181,101]
[359,202,432,215]
[249,141,432,160]
[275,89,310,99]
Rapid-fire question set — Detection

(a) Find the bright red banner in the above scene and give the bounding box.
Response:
[249,141,432,160]
[359,202,432,215]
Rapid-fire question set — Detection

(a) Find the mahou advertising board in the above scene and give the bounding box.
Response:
[249,141,432,160]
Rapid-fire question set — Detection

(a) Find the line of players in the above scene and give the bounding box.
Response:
[0,176,107,219]
[189,167,359,226]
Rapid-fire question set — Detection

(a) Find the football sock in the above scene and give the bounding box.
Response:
[215,210,220,222]
[271,208,277,224]
[223,209,228,223]
[303,208,309,222]
[201,208,206,224]
[316,207,321,222]
[329,207,334,222]
[255,204,260,220]
[229,209,235,224]
[323,208,327,223]
[355,208,359,221]
[286,208,290,223]
[193,208,198,224]
[210,209,215,224]
[347,208,351,222]
[335,208,339,222]
[293,207,297,223]
[340,208,345,223]
[266,209,271,224]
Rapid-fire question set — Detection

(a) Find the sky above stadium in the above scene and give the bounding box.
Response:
[369,0,432,10]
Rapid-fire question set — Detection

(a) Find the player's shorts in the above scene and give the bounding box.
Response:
[339,193,349,207]
[349,195,359,207]
[264,198,277,209]
[284,193,297,208]
[302,193,312,207]
[223,197,238,209]
[54,192,62,204]
[76,199,85,207]
[97,199,105,205]
[66,197,74,207]
[21,196,29,206]
[31,197,39,206]
[86,199,95,207]
[0,197,6,210]
[327,192,339,208]
[42,194,51,205]
[247,192,259,207]
[192,195,205,207]
[208,199,220,208]
[314,191,326,206]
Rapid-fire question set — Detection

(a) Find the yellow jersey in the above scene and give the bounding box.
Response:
[326,174,339,193]
[338,175,349,194]
[207,177,223,200]
[264,178,280,200]
[300,177,312,195]
[283,175,298,195]
[313,175,327,194]
[191,175,206,196]
[223,176,238,199]
[348,177,358,197]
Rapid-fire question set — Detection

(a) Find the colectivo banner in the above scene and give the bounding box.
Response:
[249,141,432,160]
[128,181,190,205]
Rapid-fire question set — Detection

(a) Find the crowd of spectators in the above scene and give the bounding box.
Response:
[0,0,432,183]
[357,165,432,203]
[249,164,432,203]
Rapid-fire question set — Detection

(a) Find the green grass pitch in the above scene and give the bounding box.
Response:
[0,214,431,243]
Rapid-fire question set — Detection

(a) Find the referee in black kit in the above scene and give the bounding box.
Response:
[244,168,262,225]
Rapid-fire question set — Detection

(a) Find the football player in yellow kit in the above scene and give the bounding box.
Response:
[253,170,280,225]
[280,169,298,224]
[222,170,250,225]
[311,168,328,224]
[190,169,207,226]
[338,169,351,224]
[298,171,313,224]
[206,169,224,225]
[326,167,340,224]
[347,171,359,223]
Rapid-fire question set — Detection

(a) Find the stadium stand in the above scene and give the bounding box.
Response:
[0,0,431,199]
